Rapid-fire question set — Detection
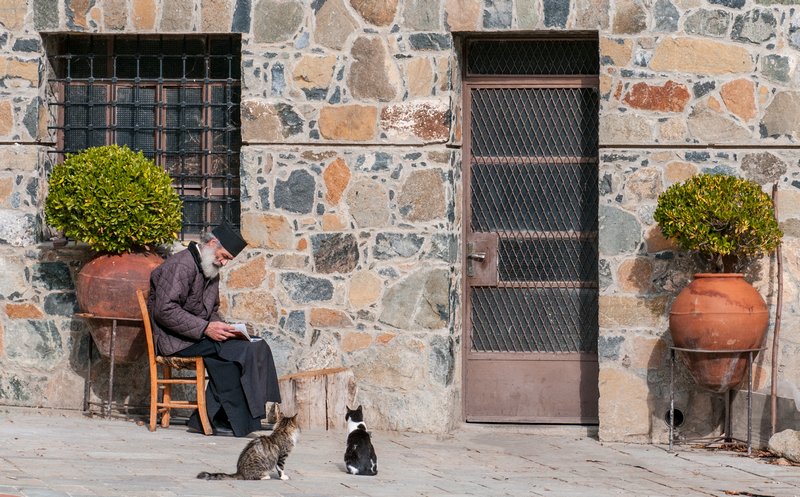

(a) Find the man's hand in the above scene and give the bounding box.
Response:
[204,321,236,341]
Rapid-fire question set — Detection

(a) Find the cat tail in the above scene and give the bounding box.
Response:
[196,471,242,480]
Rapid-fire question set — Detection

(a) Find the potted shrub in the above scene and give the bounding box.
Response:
[45,145,182,362]
[654,173,782,392]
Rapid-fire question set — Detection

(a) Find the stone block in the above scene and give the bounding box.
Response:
[398,169,446,221]
[650,38,753,74]
[226,255,267,289]
[444,0,480,31]
[599,295,669,328]
[345,179,390,228]
[230,290,277,324]
[598,367,652,441]
[241,211,294,249]
[350,0,398,26]
[323,158,350,205]
[315,0,358,50]
[319,105,377,141]
[348,270,383,309]
[310,307,352,328]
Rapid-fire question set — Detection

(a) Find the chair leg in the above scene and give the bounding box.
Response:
[161,366,172,428]
[195,358,212,436]
[149,364,159,432]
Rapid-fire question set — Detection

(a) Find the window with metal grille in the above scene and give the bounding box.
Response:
[45,35,242,239]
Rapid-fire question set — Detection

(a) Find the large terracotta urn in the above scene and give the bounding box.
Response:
[76,251,163,363]
[669,273,769,393]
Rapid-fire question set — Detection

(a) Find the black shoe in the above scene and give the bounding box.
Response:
[212,424,235,436]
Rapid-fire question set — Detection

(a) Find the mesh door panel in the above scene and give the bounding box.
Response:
[470,87,598,158]
[471,287,598,353]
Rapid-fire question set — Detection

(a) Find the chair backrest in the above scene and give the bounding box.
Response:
[136,289,158,367]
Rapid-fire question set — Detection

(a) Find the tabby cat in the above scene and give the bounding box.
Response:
[197,413,300,481]
[344,405,378,476]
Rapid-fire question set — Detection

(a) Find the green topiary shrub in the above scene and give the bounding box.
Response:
[45,145,183,254]
[654,173,782,272]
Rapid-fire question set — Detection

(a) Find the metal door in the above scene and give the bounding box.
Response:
[463,39,599,423]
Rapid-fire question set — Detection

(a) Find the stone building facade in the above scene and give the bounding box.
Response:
[1,0,799,442]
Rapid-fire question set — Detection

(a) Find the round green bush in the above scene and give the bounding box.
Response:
[654,173,782,272]
[45,145,183,254]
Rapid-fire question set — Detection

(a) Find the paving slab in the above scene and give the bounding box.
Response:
[1,407,799,497]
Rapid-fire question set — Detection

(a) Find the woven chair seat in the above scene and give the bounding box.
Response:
[156,355,200,370]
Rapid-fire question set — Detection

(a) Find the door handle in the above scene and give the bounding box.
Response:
[467,251,486,262]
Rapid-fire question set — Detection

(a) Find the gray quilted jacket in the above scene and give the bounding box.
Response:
[147,243,221,356]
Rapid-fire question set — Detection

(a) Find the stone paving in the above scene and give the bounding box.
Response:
[2,407,800,497]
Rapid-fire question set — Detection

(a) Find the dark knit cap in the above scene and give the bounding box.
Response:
[211,222,247,257]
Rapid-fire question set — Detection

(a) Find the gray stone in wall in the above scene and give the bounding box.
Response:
[693,80,716,98]
[517,0,538,28]
[741,152,787,183]
[407,33,452,51]
[653,0,679,32]
[731,9,777,44]
[379,270,428,329]
[281,273,334,303]
[402,0,439,30]
[0,373,49,404]
[374,232,424,259]
[427,233,456,263]
[483,0,512,28]
[762,55,791,83]
[13,39,42,52]
[599,205,641,256]
[684,9,731,37]
[277,104,304,136]
[253,0,304,43]
[6,320,63,368]
[33,0,58,30]
[271,63,286,96]
[311,233,359,273]
[32,262,73,290]
[44,292,78,316]
[709,0,745,8]
[762,91,800,138]
[23,99,39,140]
[274,169,315,214]
[415,268,449,329]
[258,187,270,208]
[543,0,570,28]
[598,335,624,360]
[281,310,306,338]
[599,258,612,290]
[231,0,252,32]
[0,210,36,246]
[429,334,454,386]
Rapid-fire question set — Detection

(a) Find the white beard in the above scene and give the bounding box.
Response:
[199,244,220,279]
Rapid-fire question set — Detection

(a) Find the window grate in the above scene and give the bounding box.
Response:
[466,39,599,76]
[46,34,242,239]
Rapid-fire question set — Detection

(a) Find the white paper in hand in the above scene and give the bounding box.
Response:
[230,323,251,340]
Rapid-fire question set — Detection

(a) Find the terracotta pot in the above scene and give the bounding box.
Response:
[76,251,163,363]
[669,273,769,393]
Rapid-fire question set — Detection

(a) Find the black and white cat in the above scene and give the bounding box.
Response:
[344,405,378,476]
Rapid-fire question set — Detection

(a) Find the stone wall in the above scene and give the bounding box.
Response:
[2,0,800,441]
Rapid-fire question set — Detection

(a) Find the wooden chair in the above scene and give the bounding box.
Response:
[136,289,212,435]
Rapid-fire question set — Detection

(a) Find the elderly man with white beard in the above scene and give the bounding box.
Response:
[147,223,281,437]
